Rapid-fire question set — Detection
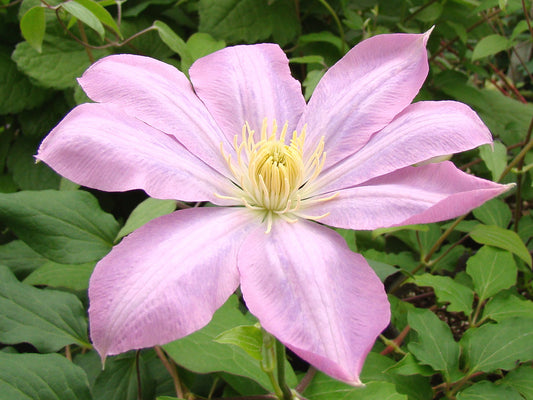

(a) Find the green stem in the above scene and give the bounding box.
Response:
[261,331,285,400]
[316,0,346,53]
[276,340,293,400]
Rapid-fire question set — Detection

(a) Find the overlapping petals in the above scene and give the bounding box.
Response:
[190,43,306,139]
[37,103,232,202]
[311,100,495,194]
[238,220,390,385]
[89,207,258,358]
[300,31,431,167]
[38,30,511,387]
[78,54,231,176]
[310,162,511,230]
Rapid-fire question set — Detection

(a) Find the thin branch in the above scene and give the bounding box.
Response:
[154,346,185,399]
[0,0,22,9]
[295,366,316,393]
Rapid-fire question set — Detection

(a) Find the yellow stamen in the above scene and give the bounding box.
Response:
[217,119,337,232]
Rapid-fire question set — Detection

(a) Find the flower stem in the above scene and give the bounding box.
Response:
[261,330,285,400]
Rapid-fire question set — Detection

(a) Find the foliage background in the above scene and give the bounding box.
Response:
[1,0,533,399]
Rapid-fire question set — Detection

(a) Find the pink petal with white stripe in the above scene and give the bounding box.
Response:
[89,207,257,358]
[78,54,231,176]
[314,101,494,194]
[190,44,306,141]
[238,220,390,385]
[308,162,512,230]
[300,31,431,167]
[37,103,232,203]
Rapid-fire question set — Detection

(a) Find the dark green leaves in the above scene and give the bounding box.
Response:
[163,296,296,392]
[0,190,119,264]
[198,0,299,45]
[12,38,108,89]
[0,353,92,400]
[0,266,89,352]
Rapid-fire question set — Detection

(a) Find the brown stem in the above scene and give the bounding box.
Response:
[430,9,501,63]
[154,346,185,399]
[523,0,533,39]
[380,325,411,356]
[77,20,95,63]
[0,0,22,9]
[511,115,533,231]
[295,366,316,393]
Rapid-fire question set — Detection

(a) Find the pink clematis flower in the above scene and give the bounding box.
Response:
[37,31,509,385]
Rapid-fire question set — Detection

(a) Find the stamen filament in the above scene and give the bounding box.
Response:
[217,118,337,232]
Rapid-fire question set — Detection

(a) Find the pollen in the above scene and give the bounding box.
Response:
[218,119,337,232]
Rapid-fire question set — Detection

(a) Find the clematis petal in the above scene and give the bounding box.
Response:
[300,31,430,167]
[307,162,511,230]
[89,207,258,359]
[238,219,390,385]
[314,101,494,194]
[37,103,234,203]
[78,54,230,175]
[189,44,306,140]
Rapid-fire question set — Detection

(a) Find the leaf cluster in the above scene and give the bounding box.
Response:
[1,0,533,399]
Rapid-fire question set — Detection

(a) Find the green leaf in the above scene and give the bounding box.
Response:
[12,38,108,89]
[472,198,512,228]
[361,352,433,400]
[163,296,297,392]
[456,381,523,400]
[182,32,226,72]
[0,265,89,352]
[198,0,299,45]
[414,274,474,315]
[7,136,61,190]
[372,224,428,238]
[466,245,517,301]
[20,6,46,52]
[215,324,263,361]
[472,34,510,61]
[74,0,121,37]
[498,365,533,400]
[412,2,443,22]
[461,318,533,374]
[470,225,531,267]
[62,0,105,39]
[116,198,176,241]
[303,69,324,101]
[387,353,436,377]
[304,372,407,400]
[299,31,344,51]
[93,353,155,400]
[482,290,533,322]
[289,55,325,65]
[407,307,461,381]
[153,21,190,60]
[0,240,47,278]
[0,48,49,114]
[23,261,94,291]
[367,259,399,282]
[0,190,120,264]
[478,142,507,181]
[0,353,91,400]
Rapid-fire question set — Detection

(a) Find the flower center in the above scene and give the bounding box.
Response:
[218,119,335,232]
